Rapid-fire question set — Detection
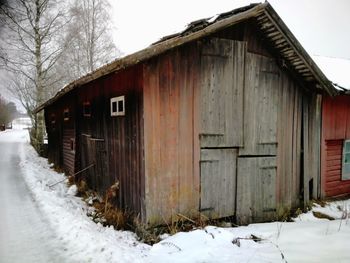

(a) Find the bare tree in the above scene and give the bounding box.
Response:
[0,94,19,128]
[0,0,65,153]
[54,0,120,85]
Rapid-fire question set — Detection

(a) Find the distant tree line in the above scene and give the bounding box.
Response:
[0,94,19,128]
[0,0,120,153]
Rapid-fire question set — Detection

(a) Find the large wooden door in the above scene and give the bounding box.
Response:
[199,38,245,218]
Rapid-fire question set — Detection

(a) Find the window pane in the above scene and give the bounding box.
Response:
[112,101,117,113]
[345,141,350,152]
[118,100,124,112]
[345,153,350,163]
[343,164,350,176]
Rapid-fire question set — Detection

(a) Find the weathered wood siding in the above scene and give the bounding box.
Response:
[321,95,350,197]
[76,65,145,217]
[239,53,278,156]
[213,20,321,219]
[194,31,321,224]
[45,93,76,175]
[197,38,245,219]
[199,38,245,148]
[45,105,62,167]
[200,149,237,218]
[275,70,303,214]
[143,44,200,224]
[304,94,322,202]
[237,157,277,223]
[62,128,75,175]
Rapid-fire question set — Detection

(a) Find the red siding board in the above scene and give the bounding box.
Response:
[322,96,350,197]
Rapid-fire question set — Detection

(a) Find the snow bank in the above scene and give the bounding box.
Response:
[4,127,350,263]
[18,132,150,263]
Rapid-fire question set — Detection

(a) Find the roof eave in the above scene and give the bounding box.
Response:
[263,4,337,96]
[34,1,338,113]
[33,3,268,113]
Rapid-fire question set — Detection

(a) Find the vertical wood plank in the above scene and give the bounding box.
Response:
[303,96,310,204]
[200,38,245,148]
[143,44,200,224]
[237,156,277,224]
[200,149,237,218]
[239,53,278,156]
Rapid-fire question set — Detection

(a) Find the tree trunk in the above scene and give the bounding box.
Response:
[32,0,44,153]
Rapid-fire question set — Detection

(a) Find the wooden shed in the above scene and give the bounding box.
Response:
[321,94,350,198]
[35,2,336,225]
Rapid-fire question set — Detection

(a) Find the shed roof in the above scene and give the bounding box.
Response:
[35,2,337,113]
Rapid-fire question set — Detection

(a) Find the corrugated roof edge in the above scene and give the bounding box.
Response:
[34,1,337,113]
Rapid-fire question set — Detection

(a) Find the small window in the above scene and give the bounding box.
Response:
[110,96,125,116]
[70,138,75,152]
[342,140,350,180]
[83,102,91,117]
[63,108,70,121]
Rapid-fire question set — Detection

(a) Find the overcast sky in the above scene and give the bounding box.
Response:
[111,0,350,59]
[1,0,350,105]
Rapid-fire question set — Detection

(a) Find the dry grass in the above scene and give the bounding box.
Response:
[76,179,88,197]
[133,218,160,245]
[75,181,266,245]
[312,211,335,220]
[67,175,75,186]
[314,199,328,208]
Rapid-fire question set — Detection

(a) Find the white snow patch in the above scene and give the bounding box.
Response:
[66,184,78,196]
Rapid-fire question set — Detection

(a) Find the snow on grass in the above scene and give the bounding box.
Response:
[3,124,350,263]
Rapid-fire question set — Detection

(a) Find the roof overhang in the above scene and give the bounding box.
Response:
[34,2,337,113]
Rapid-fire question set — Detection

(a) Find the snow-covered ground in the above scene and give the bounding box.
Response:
[1,122,350,262]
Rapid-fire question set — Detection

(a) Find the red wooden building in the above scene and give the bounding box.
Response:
[36,3,336,225]
[321,95,350,197]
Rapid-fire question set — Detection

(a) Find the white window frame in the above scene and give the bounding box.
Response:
[342,139,350,180]
[110,95,125,116]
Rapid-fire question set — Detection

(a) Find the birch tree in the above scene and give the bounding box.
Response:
[0,0,65,153]
[54,0,120,85]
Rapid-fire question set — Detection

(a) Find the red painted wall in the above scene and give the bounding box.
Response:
[321,95,350,197]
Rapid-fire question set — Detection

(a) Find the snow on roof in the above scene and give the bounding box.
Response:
[312,55,350,90]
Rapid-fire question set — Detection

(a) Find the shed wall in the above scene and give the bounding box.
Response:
[321,95,350,197]
[45,93,76,175]
[75,65,145,217]
[143,44,200,224]
[45,105,62,167]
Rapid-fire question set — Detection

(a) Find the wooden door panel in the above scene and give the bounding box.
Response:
[200,148,237,218]
[200,38,245,148]
[236,156,277,224]
[239,53,279,156]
